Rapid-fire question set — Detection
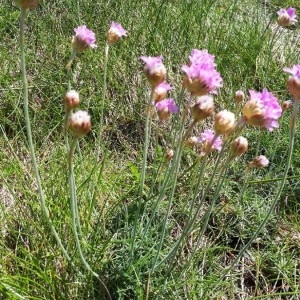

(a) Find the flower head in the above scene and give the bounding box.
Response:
[64,90,80,111]
[214,110,236,135]
[242,88,282,131]
[153,81,172,103]
[69,110,91,137]
[277,7,297,27]
[191,95,214,122]
[155,98,178,121]
[14,0,39,9]
[198,129,223,156]
[106,21,127,44]
[250,155,269,168]
[72,25,97,51]
[234,90,245,104]
[284,65,300,99]
[231,136,248,158]
[182,49,222,96]
[281,100,293,111]
[141,56,167,88]
[185,136,198,148]
[165,149,174,161]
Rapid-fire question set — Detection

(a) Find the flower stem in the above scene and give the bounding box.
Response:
[96,42,109,158]
[68,138,98,276]
[19,8,71,261]
[205,99,299,296]
[130,88,154,259]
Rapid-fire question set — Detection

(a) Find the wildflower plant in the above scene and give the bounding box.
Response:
[5,1,300,299]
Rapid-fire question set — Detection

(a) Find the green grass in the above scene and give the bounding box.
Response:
[1,0,300,299]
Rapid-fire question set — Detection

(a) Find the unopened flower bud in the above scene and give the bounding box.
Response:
[242,99,265,126]
[281,100,293,111]
[185,136,198,148]
[231,136,248,158]
[165,149,174,161]
[287,76,300,100]
[69,110,91,137]
[234,90,245,104]
[64,90,80,110]
[250,155,269,168]
[214,110,235,135]
[191,95,214,122]
[14,0,39,9]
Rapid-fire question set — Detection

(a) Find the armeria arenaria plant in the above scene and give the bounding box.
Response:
[9,2,300,298]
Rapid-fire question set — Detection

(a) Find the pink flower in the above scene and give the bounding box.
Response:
[284,65,300,99]
[153,81,172,103]
[284,65,300,77]
[155,98,178,121]
[182,49,222,96]
[277,7,297,27]
[198,129,223,156]
[72,25,97,51]
[140,55,167,87]
[107,21,127,44]
[242,88,282,131]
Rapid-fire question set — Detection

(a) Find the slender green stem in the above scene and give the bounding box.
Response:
[19,8,71,262]
[182,156,232,273]
[205,99,299,296]
[264,25,280,85]
[63,109,71,147]
[130,88,154,259]
[64,50,76,148]
[96,42,109,157]
[68,138,98,276]
[151,97,194,270]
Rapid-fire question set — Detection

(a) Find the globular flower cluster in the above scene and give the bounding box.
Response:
[140,56,178,121]
[155,98,178,121]
[106,21,127,44]
[198,129,223,156]
[242,88,282,131]
[69,110,91,137]
[72,25,97,51]
[140,55,167,88]
[284,65,300,100]
[153,82,172,103]
[277,7,297,27]
[182,49,223,96]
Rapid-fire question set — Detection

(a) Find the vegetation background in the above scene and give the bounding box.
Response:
[1,0,300,299]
